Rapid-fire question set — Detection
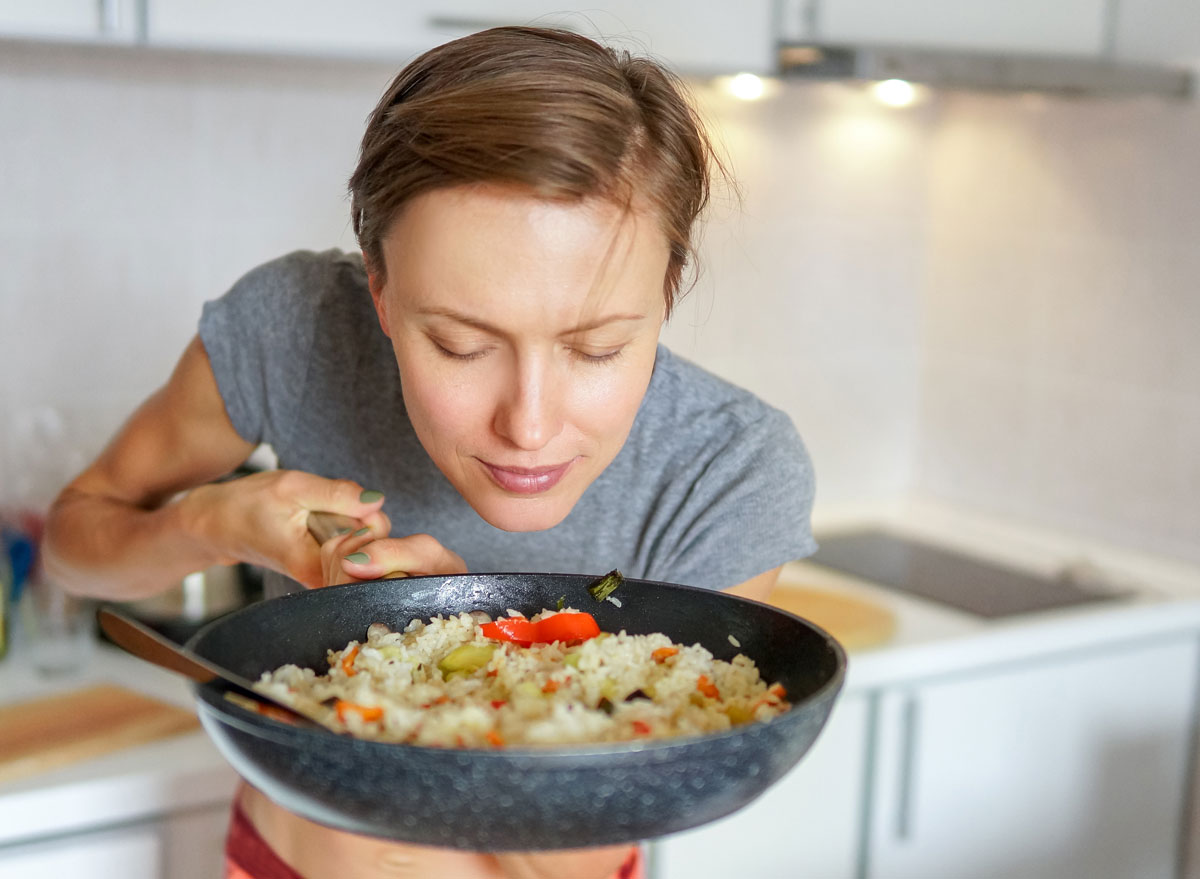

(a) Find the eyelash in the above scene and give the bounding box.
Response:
[431,340,625,365]
[432,341,489,362]
[573,348,625,365]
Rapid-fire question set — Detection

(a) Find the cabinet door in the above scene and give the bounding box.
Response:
[1113,0,1200,64]
[651,692,869,879]
[867,636,1199,879]
[0,0,137,42]
[146,1,773,74]
[432,1,775,73]
[0,823,161,879]
[144,0,449,60]
[780,0,1109,56]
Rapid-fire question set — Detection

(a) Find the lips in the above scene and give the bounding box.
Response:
[481,459,576,494]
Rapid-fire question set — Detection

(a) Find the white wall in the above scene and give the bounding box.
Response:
[1,40,1197,565]
[0,42,927,513]
[916,91,1200,564]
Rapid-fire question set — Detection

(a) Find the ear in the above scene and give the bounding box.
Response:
[364,251,392,338]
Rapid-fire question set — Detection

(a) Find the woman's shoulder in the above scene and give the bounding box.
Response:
[224,248,366,302]
[643,346,796,438]
[204,248,373,343]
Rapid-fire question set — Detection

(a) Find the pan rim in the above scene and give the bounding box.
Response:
[189,570,848,756]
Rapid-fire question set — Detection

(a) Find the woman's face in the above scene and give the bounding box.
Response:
[367,184,670,533]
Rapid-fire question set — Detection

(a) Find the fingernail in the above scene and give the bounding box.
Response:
[360,490,384,503]
[336,527,353,536]
[353,527,371,537]
[344,551,371,564]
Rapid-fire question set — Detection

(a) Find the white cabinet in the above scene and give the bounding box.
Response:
[0,824,160,878]
[0,0,137,43]
[778,0,1110,56]
[430,1,776,74]
[651,692,870,879]
[143,0,447,61]
[0,802,230,879]
[865,636,1199,879]
[1112,0,1200,65]
[143,0,774,73]
[654,632,1199,879]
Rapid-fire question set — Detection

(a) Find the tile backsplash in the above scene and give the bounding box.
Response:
[916,92,1200,563]
[1,40,1197,563]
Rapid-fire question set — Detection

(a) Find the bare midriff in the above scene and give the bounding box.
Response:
[238,783,507,879]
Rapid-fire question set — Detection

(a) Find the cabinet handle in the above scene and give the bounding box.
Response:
[98,0,121,35]
[895,694,920,840]
[774,0,822,41]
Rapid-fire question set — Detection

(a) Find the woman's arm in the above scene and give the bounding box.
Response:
[42,335,388,599]
[723,565,783,603]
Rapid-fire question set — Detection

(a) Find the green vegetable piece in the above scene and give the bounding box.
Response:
[437,643,496,676]
[586,569,624,603]
[556,595,566,611]
[563,650,582,668]
[597,697,615,715]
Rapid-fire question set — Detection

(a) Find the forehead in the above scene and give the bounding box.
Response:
[380,185,669,324]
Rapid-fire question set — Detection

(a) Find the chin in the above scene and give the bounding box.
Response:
[471,494,574,534]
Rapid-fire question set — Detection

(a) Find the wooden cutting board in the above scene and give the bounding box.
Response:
[0,684,200,785]
[766,583,896,651]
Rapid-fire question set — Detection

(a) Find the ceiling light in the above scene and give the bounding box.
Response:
[726,72,766,101]
[872,78,917,107]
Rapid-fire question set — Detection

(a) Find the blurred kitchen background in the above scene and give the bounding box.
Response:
[1,0,1198,563]
[1,2,1199,878]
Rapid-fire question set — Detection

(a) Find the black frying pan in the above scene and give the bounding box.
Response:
[186,572,845,851]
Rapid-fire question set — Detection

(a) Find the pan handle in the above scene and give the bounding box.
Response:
[307,511,362,544]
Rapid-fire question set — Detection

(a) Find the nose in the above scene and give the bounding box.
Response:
[492,353,563,451]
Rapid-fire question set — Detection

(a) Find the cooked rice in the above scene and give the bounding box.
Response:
[255,608,790,748]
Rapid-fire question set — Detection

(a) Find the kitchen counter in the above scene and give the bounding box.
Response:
[0,639,238,849]
[784,498,1200,691]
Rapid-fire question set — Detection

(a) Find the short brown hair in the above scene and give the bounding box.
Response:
[349,26,721,316]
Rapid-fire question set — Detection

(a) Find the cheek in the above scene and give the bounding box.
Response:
[568,357,656,441]
[395,350,489,448]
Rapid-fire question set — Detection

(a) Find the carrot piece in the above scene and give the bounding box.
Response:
[632,720,652,736]
[341,644,360,677]
[486,729,505,747]
[542,679,560,693]
[696,674,720,700]
[651,647,679,663]
[335,699,383,723]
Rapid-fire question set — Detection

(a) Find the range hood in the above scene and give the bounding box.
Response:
[777,42,1194,99]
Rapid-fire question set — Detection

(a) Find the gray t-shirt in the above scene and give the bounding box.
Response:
[200,249,816,597]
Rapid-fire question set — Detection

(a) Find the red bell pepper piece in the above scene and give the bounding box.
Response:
[480,612,601,645]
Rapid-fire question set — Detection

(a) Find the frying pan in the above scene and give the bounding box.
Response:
[186,572,845,851]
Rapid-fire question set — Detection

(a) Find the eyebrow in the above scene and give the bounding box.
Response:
[416,307,647,334]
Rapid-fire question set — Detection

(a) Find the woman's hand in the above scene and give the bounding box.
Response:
[317,530,467,587]
[181,469,391,589]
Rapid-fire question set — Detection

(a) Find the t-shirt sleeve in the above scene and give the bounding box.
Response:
[197,252,322,446]
[642,408,817,591]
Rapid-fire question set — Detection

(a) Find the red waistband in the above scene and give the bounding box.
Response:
[224,799,304,879]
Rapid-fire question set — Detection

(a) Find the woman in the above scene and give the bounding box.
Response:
[43,26,815,879]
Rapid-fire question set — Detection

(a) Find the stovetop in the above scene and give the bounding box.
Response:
[808,529,1125,618]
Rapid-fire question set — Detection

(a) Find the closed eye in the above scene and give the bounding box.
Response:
[572,347,625,364]
[431,339,490,362]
